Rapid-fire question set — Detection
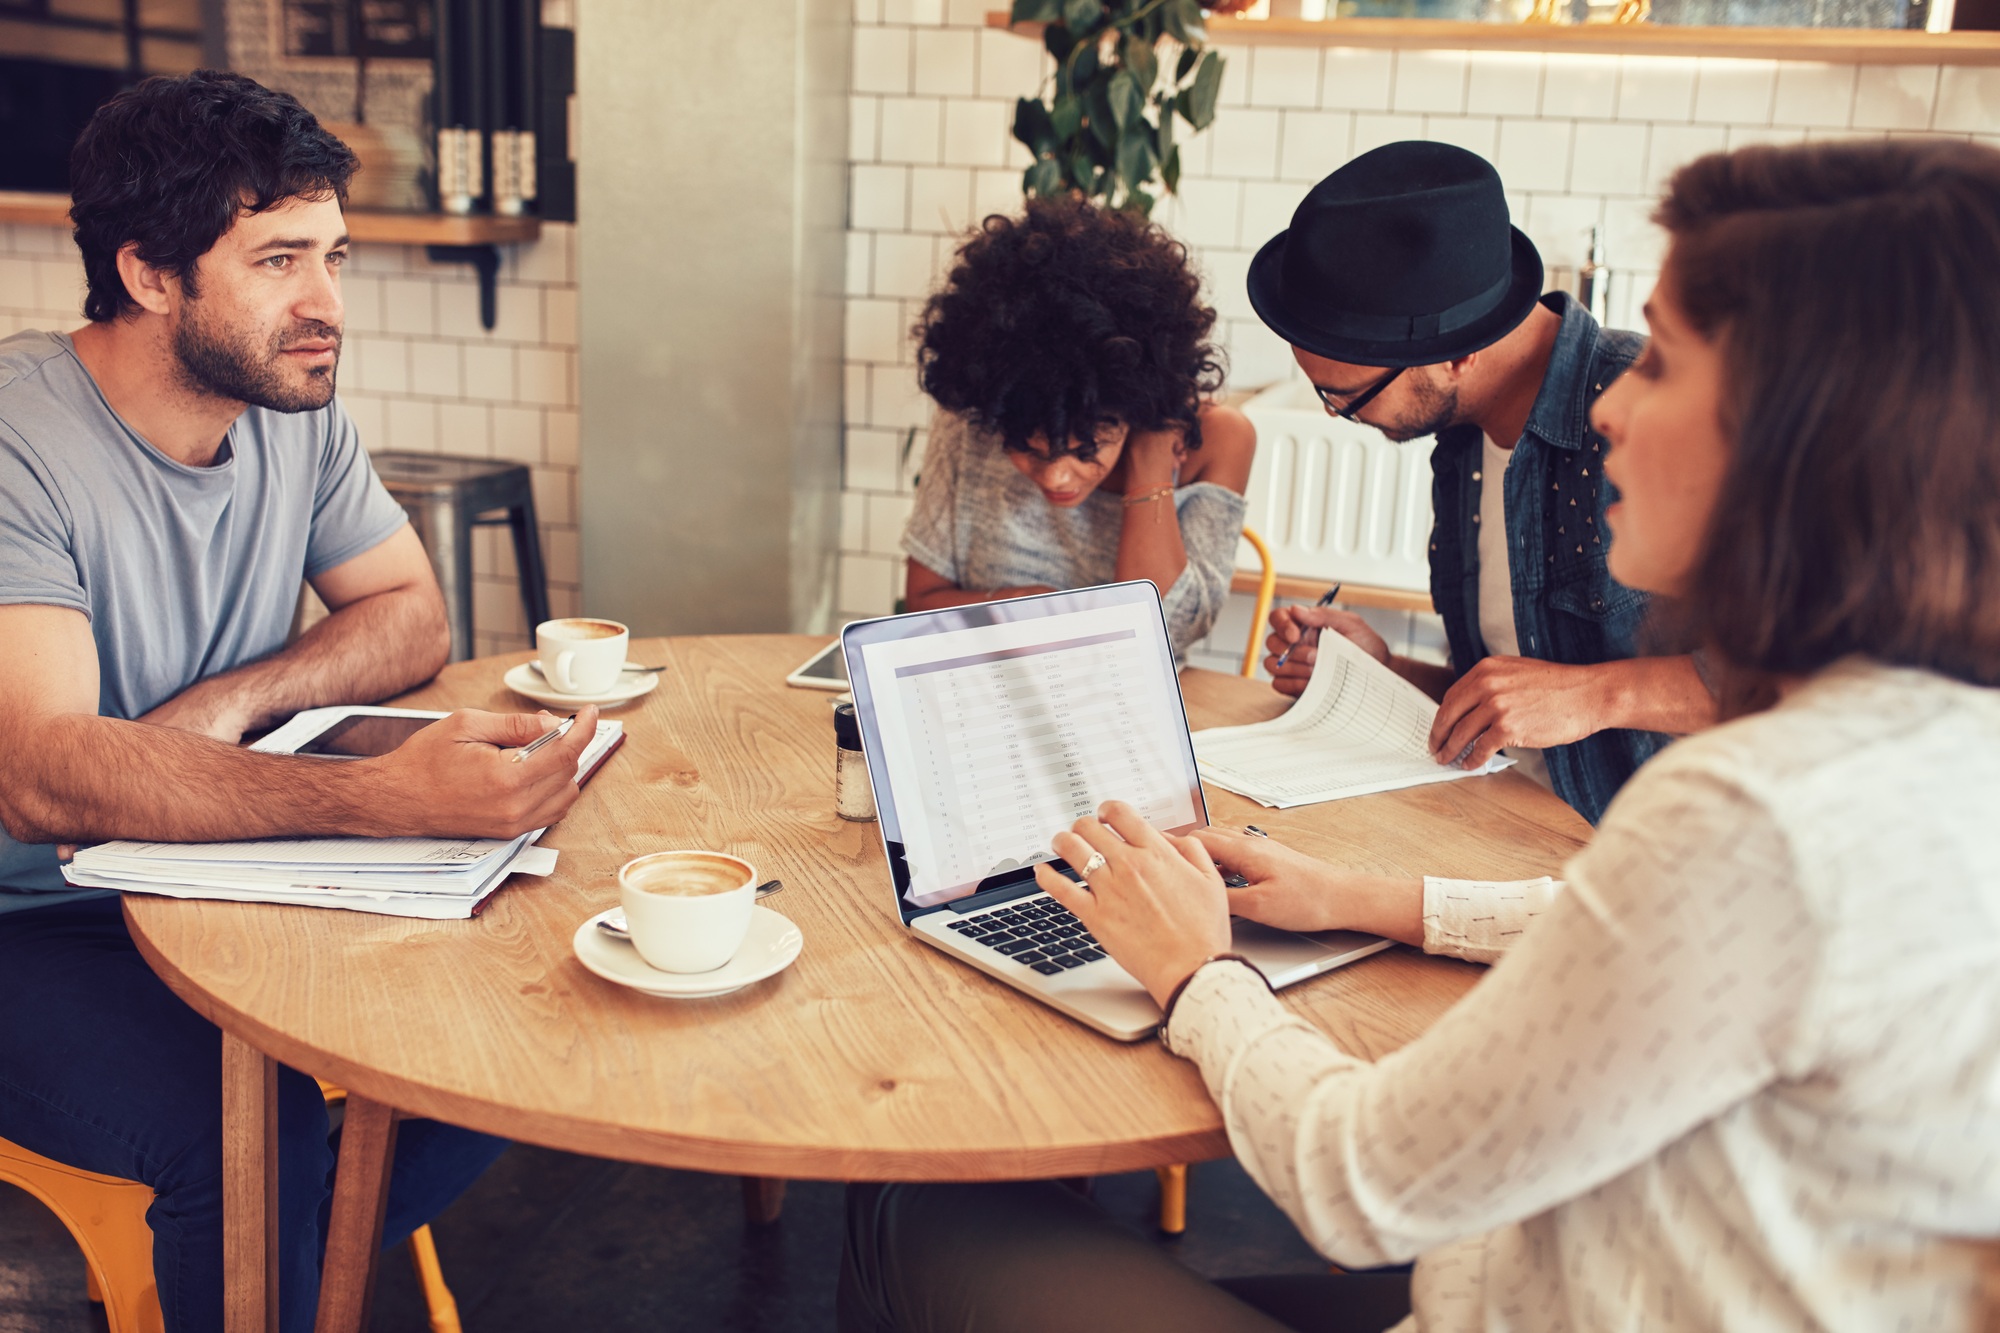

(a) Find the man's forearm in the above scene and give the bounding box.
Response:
[4,713,388,845]
[151,584,448,739]
[1596,655,1717,736]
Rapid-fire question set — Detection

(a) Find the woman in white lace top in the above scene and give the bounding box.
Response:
[840,142,2000,1333]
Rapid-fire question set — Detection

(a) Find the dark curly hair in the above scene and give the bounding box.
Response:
[69,71,357,323]
[915,195,1225,461]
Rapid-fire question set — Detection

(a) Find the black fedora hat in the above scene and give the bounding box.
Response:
[1247,141,1543,369]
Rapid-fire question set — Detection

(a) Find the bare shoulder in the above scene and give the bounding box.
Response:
[1183,403,1255,494]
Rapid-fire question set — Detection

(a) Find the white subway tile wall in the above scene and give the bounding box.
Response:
[834,10,1993,676]
[0,221,581,659]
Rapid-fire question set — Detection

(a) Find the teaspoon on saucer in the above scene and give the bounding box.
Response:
[529,660,665,681]
[596,880,783,939]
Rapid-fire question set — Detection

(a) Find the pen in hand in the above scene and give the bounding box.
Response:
[1272,584,1344,670]
[511,712,577,764]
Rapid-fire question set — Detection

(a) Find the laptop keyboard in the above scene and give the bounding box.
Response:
[945,895,1107,976]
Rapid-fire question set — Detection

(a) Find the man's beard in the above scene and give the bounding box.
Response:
[1377,376,1461,443]
[172,302,340,414]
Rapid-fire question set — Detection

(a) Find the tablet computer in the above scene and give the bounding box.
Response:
[785,640,850,691]
[255,706,447,758]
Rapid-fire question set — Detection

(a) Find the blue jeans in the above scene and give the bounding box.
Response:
[0,896,507,1333]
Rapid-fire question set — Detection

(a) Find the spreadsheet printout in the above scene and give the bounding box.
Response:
[1193,629,1510,808]
[860,604,1200,907]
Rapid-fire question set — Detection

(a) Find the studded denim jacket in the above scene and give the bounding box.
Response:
[1428,292,1665,825]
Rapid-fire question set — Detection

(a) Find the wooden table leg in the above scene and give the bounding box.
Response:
[314,1095,400,1333]
[221,1032,279,1333]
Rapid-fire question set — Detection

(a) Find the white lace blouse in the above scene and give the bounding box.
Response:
[1166,660,2000,1332]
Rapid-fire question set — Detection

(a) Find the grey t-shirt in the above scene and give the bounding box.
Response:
[901,412,1249,661]
[0,329,409,907]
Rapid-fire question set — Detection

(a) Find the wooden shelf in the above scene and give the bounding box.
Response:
[0,192,543,245]
[988,10,2000,64]
[0,192,69,228]
[1231,569,1436,614]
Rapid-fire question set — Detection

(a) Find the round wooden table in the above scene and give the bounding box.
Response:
[125,635,1591,1333]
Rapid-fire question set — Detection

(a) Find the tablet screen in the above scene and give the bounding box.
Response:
[294,714,436,758]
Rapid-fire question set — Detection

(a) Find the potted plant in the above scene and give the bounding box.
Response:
[1008,0,1250,216]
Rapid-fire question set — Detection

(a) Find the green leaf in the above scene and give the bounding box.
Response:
[1051,92,1083,143]
[1070,148,1100,194]
[1107,70,1144,131]
[1010,0,1061,21]
[1121,31,1158,95]
[1071,38,1100,88]
[1154,102,1174,162]
[1116,131,1157,195]
[1062,0,1104,31]
[1013,98,1056,154]
[1175,45,1198,81]
[1174,0,1206,41]
[1180,50,1224,131]
[1086,80,1118,149]
[1162,144,1181,194]
[1024,157,1066,197]
[1125,187,1157,217]
[1043,22,1075,62]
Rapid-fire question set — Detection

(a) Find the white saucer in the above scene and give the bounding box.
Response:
[504,662,661,708]
[571,905,802,998]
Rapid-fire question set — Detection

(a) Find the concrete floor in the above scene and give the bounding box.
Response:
[1,1146,1328,1332]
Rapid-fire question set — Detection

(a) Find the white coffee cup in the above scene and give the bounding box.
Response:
[616,850,757,974]
[536,617,629,695]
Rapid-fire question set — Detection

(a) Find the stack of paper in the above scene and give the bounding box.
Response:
[1194,631,1510,809]
[63,720,623,918]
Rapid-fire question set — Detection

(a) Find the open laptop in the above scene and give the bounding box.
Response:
[840,582,1392,1041]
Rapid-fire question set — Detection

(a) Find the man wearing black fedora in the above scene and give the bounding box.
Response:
[1247,141,1714,823]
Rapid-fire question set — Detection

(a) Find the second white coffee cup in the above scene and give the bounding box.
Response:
[536,617,629,694]
[617,850,757,973]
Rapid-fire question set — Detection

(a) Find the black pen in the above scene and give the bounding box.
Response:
[1272,584,1343,670]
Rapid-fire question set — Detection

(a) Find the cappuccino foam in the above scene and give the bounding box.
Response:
[543,618,624,641]
[628,854,747,897]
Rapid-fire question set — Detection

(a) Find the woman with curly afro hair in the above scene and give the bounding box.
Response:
[899,195,1255,659]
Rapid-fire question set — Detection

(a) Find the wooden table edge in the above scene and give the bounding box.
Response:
[124,897,1234,1181]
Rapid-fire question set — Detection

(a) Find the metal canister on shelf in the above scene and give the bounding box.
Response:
[832,702,875,822]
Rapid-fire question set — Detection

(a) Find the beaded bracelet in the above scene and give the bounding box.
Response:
[1121,484,1176,523]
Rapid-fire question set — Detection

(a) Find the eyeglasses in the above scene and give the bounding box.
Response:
[1313,366,1404,421]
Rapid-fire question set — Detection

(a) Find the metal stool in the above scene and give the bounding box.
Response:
[371,452,552,662]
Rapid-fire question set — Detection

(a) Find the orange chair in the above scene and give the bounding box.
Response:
[0,1086,463,1333]
[1239,526,1279,678]
[0,1132,162,1333]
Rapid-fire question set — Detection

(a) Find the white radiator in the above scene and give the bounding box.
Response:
[1236,378,1436,594]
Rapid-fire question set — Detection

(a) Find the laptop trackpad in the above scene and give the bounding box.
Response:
[1229,919,1392,989]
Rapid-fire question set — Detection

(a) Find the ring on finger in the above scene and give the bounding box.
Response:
[1079,851,1108,877]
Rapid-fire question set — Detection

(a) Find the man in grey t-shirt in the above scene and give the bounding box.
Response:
[0,74,594,1332]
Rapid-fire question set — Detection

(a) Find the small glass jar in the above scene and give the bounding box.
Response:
[833,702,876,822]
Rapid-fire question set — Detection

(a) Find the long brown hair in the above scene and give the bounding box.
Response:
[1656,139,2000,716]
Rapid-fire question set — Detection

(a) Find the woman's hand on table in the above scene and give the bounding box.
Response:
[1033,801,1232,1007]
[1194,827,1426,948]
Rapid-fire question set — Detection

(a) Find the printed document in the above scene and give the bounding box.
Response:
[1194,631,1510,808]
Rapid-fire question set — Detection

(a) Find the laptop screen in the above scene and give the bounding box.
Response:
[841,582,1207,920]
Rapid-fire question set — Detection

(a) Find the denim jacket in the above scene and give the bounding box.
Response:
[1428,293,1666,824]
